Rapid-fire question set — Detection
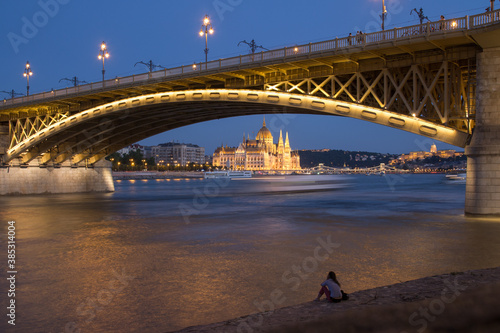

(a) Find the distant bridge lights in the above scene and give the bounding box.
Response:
[23,61,33,96]
[199,15,214,63]
[97,41,110,82]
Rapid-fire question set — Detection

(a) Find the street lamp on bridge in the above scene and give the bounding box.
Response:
[199,15,214,63]
[410,8,429,25]
[238,39,268,54]
[59,77,87,87]
[23,61,33,96]
[1,90,23,99]
[97,41,110,82]
[134,60,166,72]
[381,0,388,31]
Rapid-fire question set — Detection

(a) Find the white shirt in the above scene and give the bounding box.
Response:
[321,279,342,298]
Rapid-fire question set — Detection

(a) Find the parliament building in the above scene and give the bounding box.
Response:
[213,118,301,171]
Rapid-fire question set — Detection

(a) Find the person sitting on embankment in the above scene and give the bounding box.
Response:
[315,271,343,303]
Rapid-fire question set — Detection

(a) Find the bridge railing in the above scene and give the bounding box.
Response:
[470,10,500,27]
[2,9,499,109]
[366,30,395,43]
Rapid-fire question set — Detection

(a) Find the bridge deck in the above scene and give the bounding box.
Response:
[1,9,499,118]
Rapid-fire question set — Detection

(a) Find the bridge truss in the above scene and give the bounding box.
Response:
[264,57,476,134]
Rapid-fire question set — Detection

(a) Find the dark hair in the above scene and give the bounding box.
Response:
[327,271,341,287]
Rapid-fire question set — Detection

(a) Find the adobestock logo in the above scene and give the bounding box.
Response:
[212,0,243,21]
[7,0,71,54]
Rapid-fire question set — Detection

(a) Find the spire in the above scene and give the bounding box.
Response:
[263,116,266,127]
[278,130,284,154]
[284,131,291,156]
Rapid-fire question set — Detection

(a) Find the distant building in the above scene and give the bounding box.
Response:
[152,142,205,166]
[204,155,213,165]
[213,118,301,171]
[436,150,457,159]
[117,144,151,158]
[392,143,463,164]
[142,146,152,159]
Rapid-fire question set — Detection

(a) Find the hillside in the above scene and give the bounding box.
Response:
[298,149,396,168]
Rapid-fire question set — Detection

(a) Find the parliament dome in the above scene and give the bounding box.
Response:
[256,117,273,141]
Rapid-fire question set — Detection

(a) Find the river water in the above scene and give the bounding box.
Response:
[1,174,500,333]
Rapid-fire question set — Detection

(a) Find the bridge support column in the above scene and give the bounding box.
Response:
[0,123,8,157]
[465,47,500,215]
[0,160,114,195]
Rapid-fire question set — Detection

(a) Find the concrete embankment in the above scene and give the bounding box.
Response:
[171,267,500,333]
[113,171,204,180]
[1,160,114,195]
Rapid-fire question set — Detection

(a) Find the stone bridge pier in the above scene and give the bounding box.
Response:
[0,160,115,195]
[466,47,500,215]
[0,124,114,195]
[0,124,7,155]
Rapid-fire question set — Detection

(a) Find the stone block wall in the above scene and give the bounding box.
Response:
[0,160,115,195]
[465,47,500,215]
[0,124,8,155]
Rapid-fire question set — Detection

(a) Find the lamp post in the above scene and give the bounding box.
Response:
[381,0,388,30]
[237,39,268,54]
[134,60,165,72]
[59,77,87,87]
[410,8,429,25]
[97,41,110,82]
[1,90,23,99]
[199,15,214,63]
[23,61,33,96]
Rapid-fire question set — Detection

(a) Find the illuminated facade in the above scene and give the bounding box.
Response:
[391,142,463,164]
[213,118,301,171]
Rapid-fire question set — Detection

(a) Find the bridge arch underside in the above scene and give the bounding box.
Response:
[4,90,470,166]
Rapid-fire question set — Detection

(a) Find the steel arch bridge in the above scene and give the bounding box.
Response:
[1,9,499,167]
[3,89,468,165]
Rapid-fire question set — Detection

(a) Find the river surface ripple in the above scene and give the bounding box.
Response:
[1,174,500,332]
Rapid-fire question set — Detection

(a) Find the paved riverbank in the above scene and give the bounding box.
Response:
[171,267,500,333]
[113,171,203,180]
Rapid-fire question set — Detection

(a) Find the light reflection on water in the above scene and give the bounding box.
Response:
[1,174,500,332]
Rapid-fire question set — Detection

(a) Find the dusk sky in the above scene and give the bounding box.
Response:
[1,0,488,154]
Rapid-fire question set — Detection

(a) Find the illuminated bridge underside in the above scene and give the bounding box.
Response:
[5,89,469,165]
